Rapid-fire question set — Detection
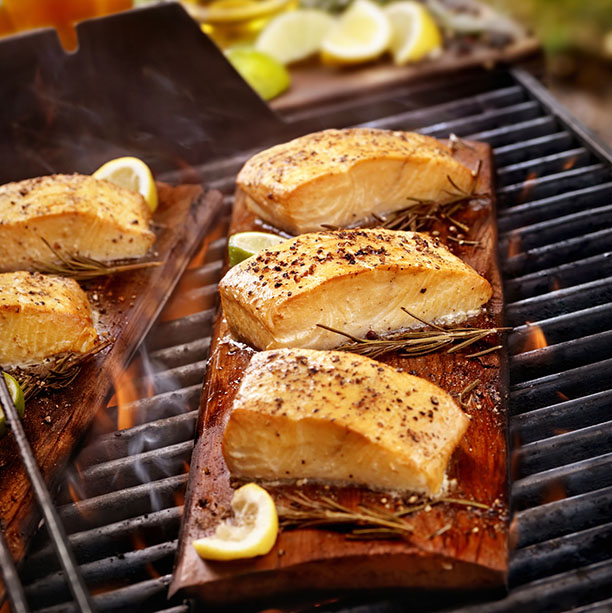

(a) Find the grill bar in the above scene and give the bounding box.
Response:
[0,375,95,612]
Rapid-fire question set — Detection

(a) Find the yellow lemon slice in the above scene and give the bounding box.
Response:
[225,48,291,100]
[228,231,286,267]
[385,1,442,65]
[256,9,336,65]
[320,0,391,65]
[193,483,278,561]
[93,157,158,212]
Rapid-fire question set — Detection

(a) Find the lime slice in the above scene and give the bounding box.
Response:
[256,9,336,65]
[225,48,291,100]
[0,373,25,438]
[193,483,278,561]
[228,231,286,267]
[320,0,391,65]
[93,156,158,212]
[385,1,442,65]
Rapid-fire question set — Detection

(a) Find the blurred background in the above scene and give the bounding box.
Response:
[0,0,609,145]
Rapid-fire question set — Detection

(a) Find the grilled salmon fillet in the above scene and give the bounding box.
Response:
[223,348,470,496]
[0,174,155,271]
[237,128,474,234]
[0,271,97,366]
[219,228,492,350]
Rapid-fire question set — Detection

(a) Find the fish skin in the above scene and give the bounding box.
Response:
[223,348,470,496]
[219,228,492,350]
[237,128,474,234]
[0,271,97,367]
[0,174,155,271]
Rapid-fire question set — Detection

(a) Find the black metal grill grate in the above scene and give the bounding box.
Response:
[15,67,612,612]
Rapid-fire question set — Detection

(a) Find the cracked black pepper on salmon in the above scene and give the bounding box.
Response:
[236,128,474,234]
[0,271,97,366]
[219,228,492,350]
[222,348,470,496]
[0,174,155,271]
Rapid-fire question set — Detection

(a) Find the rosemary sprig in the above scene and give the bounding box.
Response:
[276,491,490,540]
[34,238,161,281]
[15,339,112,402]
[458,378,481,409]
[316,310,508,360]
[369,160,488,235]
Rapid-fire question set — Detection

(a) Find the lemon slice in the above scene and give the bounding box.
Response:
[256,9,336,65]
[385,1,442,65]
[228,231,286,267]
[320,0,391,65]
[93,157,158,212]
[193,483,278,561]
[225,48,291,100]
[1,373,25,438]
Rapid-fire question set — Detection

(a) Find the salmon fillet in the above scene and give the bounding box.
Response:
[0,271,97,366]
[0,174,155,271]
[237,128,474,234]
[219,228,492,350]
[223,348,470,496]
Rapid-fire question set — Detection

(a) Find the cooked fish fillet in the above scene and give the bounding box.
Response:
[223,348,470,496]
[0,271,97,366]
[219,228,492,350]
[0,174,155,271]
[237,128,474,234]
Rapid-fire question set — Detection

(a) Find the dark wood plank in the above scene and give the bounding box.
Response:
[0,182,223,571]
[171,142,509,606]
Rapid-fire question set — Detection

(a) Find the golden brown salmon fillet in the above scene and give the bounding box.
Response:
[237,128,474,234]
[219,228,492,350]
[0,174,155,271]
[223,348,470,496]
[0,271,97,366]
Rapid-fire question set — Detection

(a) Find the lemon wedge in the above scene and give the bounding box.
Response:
[256,9,336,65]
[225,48,291,100]
[228,231,285,267]
[320,0,391,65]
[93,157,158,212]
[193,483,278,561]
[385,1,442,65]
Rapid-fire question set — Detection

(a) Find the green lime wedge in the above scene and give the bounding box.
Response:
[0,373,25,438]
[228,231,286,267]
[224,48,291,101]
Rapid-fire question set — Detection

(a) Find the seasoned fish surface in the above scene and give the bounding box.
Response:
[219,228,492,350]
[0,271,97,366]
[237,128,474,234]
[0,174,155,271]
[223,348,470,496]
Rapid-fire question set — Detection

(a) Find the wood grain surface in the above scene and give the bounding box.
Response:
[0,183,223,577]
[171,142,509,606]
[271,39,539,112]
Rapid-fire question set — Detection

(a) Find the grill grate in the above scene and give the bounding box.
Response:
[14,67,612,612]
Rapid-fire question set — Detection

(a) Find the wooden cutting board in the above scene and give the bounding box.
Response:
[171,142,509,606]
[0,182,223,575]
[271,38,540,112]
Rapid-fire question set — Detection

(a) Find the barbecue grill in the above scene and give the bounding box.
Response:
[1,3,612,612]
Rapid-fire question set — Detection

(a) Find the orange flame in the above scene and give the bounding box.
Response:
[522,323,548,352]
[541,480,566,504]
[563,156,577,171]
[520,171,538,202]
[507,233,522,259]
[131,533,161,579]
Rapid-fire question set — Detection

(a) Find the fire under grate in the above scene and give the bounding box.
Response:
[11,67,612,612]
